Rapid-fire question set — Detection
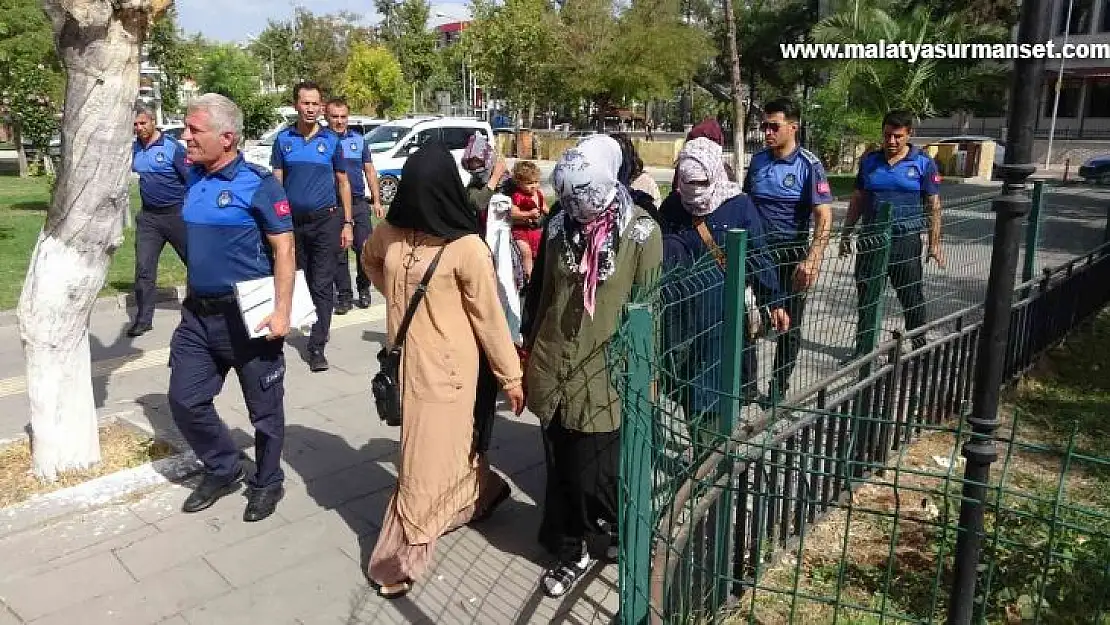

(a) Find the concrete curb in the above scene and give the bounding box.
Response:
[0,409,200,540]
[0,286,188,329]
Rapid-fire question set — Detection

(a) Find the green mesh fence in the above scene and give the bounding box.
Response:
[610,184,1110,625]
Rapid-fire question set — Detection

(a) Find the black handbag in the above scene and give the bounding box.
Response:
[371,246,446,426]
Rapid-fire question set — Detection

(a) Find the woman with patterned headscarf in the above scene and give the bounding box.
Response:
[658,137,791,456]
[522,134,662,598]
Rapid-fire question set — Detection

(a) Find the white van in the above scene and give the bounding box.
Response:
[243,115,390,171]
[363,116,494,204]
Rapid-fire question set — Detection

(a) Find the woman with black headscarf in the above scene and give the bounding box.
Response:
[361,142,525,598]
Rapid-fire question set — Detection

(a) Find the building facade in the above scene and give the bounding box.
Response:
[916,0,1110,141]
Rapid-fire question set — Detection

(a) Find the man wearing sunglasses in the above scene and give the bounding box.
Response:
[839,109,944,359]
[743,98,834,402]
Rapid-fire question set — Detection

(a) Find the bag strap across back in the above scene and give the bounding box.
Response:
[391,246,447,352]
[694,219,727,269]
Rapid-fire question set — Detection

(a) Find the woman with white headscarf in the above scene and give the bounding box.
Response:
[658,137,790,456]
[522,134,662,598]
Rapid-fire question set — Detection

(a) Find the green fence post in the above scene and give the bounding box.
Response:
[619,303,654,625]
[853,202,895,358]
[1022,181,1045,285]
[712,229,748,610]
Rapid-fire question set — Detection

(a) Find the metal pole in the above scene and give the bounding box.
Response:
[946,1,1049,623]
[1045,0,1074,169]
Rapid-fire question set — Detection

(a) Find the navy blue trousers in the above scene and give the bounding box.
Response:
[294,207,341,352]
[168,299,286,489]
[133,208,187,326]
[334,196,373,299]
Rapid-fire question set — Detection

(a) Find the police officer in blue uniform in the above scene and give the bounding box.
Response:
[169,93,296,522]
[743,98,834,401]
[270,81,353,372]
[839,109,945,357]
[325,97,383,314]
[129,103,189,337]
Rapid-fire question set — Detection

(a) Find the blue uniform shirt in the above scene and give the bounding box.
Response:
[855,145,941,234]
[183,155,293,297]
[132,133,189,210]
[743,146,835,245]
[337,129,373,199]
[269,125,344,214]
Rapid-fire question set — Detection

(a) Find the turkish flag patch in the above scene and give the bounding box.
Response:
[816,181,831,195]
[274,199,291,217]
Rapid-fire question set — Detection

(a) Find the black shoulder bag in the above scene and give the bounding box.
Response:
[372,246,447,426]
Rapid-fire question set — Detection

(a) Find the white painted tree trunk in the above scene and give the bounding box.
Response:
[18,0,170,482]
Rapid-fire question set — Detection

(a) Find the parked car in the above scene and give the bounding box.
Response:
[242,115,389,171]
[158,122,186,148]
[1078,154,1110,184]
[362,116,494,204]
[935,135,1005,179]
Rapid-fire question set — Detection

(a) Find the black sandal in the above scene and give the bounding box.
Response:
[541,554,592,598]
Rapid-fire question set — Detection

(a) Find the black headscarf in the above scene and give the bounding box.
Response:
[385,141,479,242]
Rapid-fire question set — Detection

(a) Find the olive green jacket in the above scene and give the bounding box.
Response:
[523,206,662,433]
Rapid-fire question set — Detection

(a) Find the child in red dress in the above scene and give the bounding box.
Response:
[509,161,547,283]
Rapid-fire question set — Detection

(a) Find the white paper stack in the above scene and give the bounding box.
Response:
[235,270,317,339]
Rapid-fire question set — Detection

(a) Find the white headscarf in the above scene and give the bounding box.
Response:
[676,137,743,216]
[551,134,630,224]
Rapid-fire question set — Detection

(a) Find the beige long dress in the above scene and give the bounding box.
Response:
[362,221,523,586]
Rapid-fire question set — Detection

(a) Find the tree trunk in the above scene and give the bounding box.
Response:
[12,123,29,177]
[18,0,169,482]
[723,0,745,180]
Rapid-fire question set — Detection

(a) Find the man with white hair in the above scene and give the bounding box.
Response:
[168,93,296,523]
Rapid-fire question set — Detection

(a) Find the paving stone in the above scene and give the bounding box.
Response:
[0,552,135,621]
[115,502,287,580]
[183,548,398,625]
[0,506,150,583]
[203,508,370,588]
[28,559,229,625]
[275,459,396,524]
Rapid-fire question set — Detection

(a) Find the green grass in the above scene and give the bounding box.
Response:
[0,174,186,311]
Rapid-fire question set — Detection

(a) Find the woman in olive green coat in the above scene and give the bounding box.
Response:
[522,134,662,598]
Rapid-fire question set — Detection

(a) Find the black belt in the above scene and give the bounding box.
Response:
[184,294,237,316]
[293,206,337,225]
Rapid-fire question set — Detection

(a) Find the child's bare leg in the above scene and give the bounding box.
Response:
[516,240,533,283]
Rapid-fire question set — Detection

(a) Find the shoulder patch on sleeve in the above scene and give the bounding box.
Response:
[630,216,656,244]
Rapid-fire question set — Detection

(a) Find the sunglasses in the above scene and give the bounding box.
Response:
[763,121,799,132]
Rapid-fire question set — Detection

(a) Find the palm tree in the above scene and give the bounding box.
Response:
[813,0,1008,120]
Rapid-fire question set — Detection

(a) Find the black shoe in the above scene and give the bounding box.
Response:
[243,484,284,522]
[356,290,371,309]
[308,349,329,372]
[182,468,244,513]
[335,298,352,315]
[127,322,153,338]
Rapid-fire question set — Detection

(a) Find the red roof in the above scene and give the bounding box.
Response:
[436,21,468,33]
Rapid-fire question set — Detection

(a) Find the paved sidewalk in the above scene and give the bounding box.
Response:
[0,286,618,624]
